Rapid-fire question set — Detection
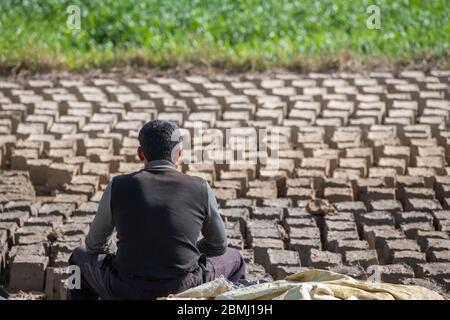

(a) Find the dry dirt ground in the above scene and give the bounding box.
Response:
[1,69,450,299]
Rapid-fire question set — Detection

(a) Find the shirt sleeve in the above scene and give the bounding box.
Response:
[197,182,228,256]
[85,180,117,254]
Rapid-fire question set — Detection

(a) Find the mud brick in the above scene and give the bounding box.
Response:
[325,230,359,246]
[400,222,434,235]
[402,187,435,200]
[324,220,358,234]
[262,198,292,208]
[306,249,342,269]
[324,212,355,222]
[406,167,436,177]
[283,217,316,231]
[427,250,450,262]
[214,180,242,192]
[405,198,442,212]
[63,184,95,197]
[364,226,404,249]
[334,201,366,215]
[368,199,402,213]
[15,225,52,243]
[25,216,64,228]
[17,122,45,137]
[53,194,88,207]
[376,264,415,284]
[8,243,47,262]
[4,200,38,216]
[330,265,366,280]
[70,214,95,225]
[82,162,110,184]
[16,232,48,246]
[324,187,354,202]
[328,239,369,254]
[364,188,396,202]
[380,238,421,258]
[376,239,420,263]
[396,176,426,188]
[211,187,235,203]
[301,158,333,177]
[357,177,389,194]
[219,208,250,223]
[414,262,450,282]
[394,211,433,227]
[368,167,397,179]
[246,187,277,200]
[288,238,321,263]
[0,210,29,227]
[245,219,279,237]
[345,147,374,163]
[9,254,49,291]
[344,250,379,269]
[258,249,300,277]
[73,202,98,216]
[47,163,78,189]
[289,227,321,240]
[378,157,406,175]
[285,208,311,218]
[224,198,255,208]
[286,178,312,189]
[245,263,273,282]
[58,223,89,237]
[416,156,445,171]
[420,238,450,252]
[246,226,281,245]
[407,230,449,243]
[338,158,367,177]
[286,187,315,200]
[39,203,75,219]
[251,207,282,220]
[391,250,427,265]
[360,211,395,227]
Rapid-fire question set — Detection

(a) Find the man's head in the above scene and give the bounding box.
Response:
[137,120,183,164]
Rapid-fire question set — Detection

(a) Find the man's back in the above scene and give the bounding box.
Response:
[67,120,244,300]
[111,165,208,280]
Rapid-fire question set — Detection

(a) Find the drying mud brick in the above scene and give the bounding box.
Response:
[9,254,49,291]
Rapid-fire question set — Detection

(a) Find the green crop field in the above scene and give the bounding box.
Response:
[0,0,449,72]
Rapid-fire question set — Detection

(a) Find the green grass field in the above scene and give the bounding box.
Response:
[0,0,449,72]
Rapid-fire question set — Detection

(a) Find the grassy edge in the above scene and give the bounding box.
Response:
[1,45,449,76]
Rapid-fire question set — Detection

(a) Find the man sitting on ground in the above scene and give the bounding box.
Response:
[68,120,245,299]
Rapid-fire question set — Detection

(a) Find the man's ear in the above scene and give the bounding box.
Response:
[172,146,183,165]
[137,146,146,162]
[177,148,183,165]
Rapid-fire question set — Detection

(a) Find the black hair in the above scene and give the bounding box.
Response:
[138,120,183,162]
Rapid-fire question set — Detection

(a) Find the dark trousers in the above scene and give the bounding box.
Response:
[67,246,246,300]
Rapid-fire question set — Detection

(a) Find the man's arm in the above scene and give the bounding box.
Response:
[84,180,117,254]
[197,182,228,256]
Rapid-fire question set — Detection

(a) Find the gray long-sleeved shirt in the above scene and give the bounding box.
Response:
[85,160,228,256]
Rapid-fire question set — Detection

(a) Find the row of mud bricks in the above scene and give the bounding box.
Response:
[1,70,450,298]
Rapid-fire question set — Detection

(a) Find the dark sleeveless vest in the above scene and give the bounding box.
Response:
[110,166,208,280]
